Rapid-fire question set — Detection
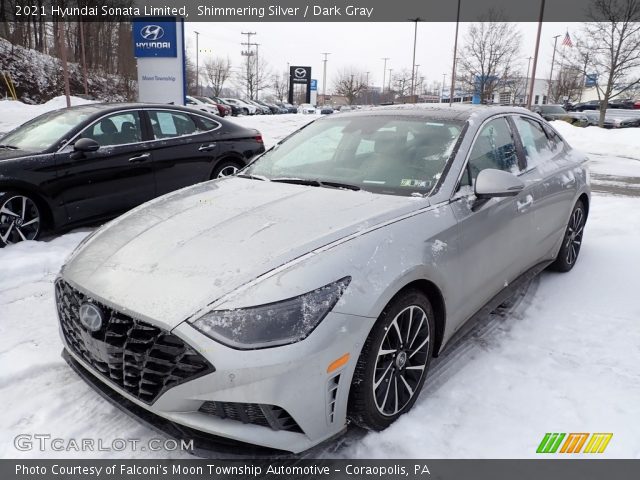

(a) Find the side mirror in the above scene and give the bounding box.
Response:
[74,138,100,153]
[475,169,525,199]
[70,138,99,160]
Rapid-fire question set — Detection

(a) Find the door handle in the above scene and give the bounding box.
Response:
[129,153,151,163]
[517,195,534,212]
[199,143,217,152]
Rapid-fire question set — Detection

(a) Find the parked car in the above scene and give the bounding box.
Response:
[531,104,589,127]
[298,103,316,114]
[56,105,589,454]
[244,99,271,115]
[185,95,220,116]
[609,99,636,109]
[277,102,297,113]
[213,97,241,116]
[222,98,257,116]
[582,109,640,128]
[254,99,281,114]
[572,100,610,111]
[320,106,335,115]
[195,96,232,117]
[0,103,265,246]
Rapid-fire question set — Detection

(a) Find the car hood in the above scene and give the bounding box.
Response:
[63,177,426,330]
[0,148,34,161]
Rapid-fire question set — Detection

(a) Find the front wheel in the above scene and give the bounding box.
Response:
[550,200,586,272]
[348,289,435,431]
[0,192,42,247]
[212,160,242,179]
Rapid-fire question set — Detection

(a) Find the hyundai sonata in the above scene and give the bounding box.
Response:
[57,106,590,454]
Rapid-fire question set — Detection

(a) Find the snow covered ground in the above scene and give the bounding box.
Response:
[1,106,639,459]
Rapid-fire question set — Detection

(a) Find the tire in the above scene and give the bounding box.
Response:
[549,200,586,272]
[212,160,243,179]
[348,289,435,431]
[0,191,42,247]
[241,108,249,116]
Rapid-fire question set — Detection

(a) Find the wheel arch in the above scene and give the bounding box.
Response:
[385,279,447,358]
[578,192,589,217]
[0,181,55,229]
[209,154,247,179]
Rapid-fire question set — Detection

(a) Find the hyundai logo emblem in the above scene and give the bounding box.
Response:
[294,68,307,79]
[79,303,103,332]
[140,25,165,41]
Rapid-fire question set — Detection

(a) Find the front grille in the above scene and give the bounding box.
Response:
[56,279,214,404]
[199,401,303,433]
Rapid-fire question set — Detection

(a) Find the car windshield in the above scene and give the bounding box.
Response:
[1,108,93,152]
[541,105,566,114]
[245,115,464,197]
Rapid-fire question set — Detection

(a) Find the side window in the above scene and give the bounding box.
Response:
[513,116,556,166]
[193,115,220,132]
[148,111,198,140]
[460,117,519,187]
[80,112,142,147]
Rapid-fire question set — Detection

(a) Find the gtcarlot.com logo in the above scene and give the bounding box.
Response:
[536,432,613,454]
[14,434,193,452]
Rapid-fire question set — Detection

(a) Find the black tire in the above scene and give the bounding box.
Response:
[242,108,249,116]
[0,191,42,247]
[212,160,243,179]
[550,200,586,272]
[348,289,435,431]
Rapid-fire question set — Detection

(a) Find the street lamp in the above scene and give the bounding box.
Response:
[408,17,424,101]
[194,31,200,95]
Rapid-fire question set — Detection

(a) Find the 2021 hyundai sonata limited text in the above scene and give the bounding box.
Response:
[0,103,264,246]
[56,106,590,454]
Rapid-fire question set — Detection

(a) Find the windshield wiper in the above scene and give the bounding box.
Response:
[237,173,269,181]
[271,177,360,191]
[271,177,322,187]
[0,144,18,150]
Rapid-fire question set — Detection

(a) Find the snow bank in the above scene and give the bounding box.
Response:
[0,96,95,134]
[551,120,640,161]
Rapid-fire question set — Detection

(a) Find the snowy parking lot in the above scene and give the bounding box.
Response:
[1,103,639,458]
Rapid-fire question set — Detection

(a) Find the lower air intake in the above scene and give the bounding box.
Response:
[199,401,303,433]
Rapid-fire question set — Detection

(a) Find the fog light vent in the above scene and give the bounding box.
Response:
[199,401,303,433]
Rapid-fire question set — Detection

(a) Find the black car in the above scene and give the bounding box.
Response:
[0,103,265,246]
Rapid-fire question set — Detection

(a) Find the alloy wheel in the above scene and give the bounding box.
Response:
[217,165,239,178]
[373,305,430,416]
[564,207,584,266]
[0,195,40,245]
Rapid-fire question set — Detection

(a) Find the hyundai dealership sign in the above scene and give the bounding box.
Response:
[133,18,178,57]
[133,17,186,105]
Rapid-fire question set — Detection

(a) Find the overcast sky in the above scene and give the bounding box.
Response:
[184,22,585,94]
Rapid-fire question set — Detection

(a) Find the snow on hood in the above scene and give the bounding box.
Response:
[62,177,425,330]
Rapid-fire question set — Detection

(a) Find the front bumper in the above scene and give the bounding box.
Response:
[57,281,373,454]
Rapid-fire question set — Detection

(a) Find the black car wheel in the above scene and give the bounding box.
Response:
[212,160,243,179]
[550,200,586,272]
[348,289,434,431]
[0,192,42,247]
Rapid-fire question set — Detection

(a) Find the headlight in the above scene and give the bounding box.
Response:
[189,277,351,349]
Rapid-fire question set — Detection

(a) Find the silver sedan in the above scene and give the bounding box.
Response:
[56,106,590,454]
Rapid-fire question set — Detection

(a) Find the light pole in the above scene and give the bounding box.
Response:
[388,68,393,96]
[441,73,446,103]
[365,71,370,104]
[408,18,424,101]
[524,56,533,105]
[449,0,461,106]
[381,57,390,95]
[547,34,561,104]
[254,43,260,100]
[414,65,420,97]
[321,52,331,105]
[527,0,546,109]
[194,31,200,95]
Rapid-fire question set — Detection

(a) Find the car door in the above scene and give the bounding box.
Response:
[511,115,578,261]
[449,116,537,322]
[54,110,157,224]
[143,109,221,195]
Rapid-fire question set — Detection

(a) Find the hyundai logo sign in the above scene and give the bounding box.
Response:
[79,303,104,332]
[133,19,177,58]
[140,25,164,41]
[294,68,307,79]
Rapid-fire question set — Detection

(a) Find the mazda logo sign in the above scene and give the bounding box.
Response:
[79,303,103,332]
[141,25,164,41]
[294,68,307,79]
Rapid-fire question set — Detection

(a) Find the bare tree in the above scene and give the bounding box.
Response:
[202,56,232,97]
[391,68,413,100]
[575,0,640,126]
[333,69,367,105]
[457,10,521,103]
[271,72,288,101]
[237,54,270,100]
